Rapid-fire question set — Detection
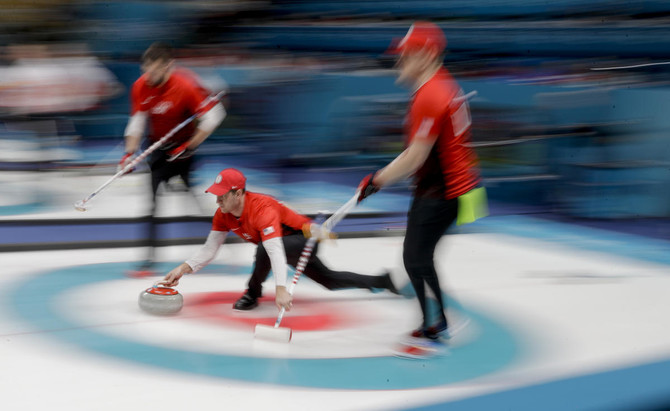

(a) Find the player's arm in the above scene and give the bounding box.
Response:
[262,236,292,311]
[160,230,228,286]
[120,82,147,170]
[374,137,435,187]
[190,102,226,147]
[123,112,147,154]
[281,205,334,241]
[358,135,435,203]
[358,99,442,203]
[118,112,147,172]
[168,100,226,159]
[256,207,292,310]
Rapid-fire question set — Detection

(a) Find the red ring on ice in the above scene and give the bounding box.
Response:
[184,291,362,331]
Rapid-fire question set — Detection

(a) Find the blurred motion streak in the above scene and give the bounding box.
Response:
[1,0,670,248]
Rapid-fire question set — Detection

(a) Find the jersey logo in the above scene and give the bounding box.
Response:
[262,226,275,236]
[451,89,472,136]
[415,118,435,140]
[141,96,155,105]
[151,101,173,115]
[242,233,252,240]
[451,101,471,136]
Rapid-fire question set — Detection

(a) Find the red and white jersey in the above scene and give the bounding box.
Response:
[211,192,311,244]
[130,67,214,144]
[406,68,480,199]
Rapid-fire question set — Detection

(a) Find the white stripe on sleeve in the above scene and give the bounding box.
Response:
[197,102,226,133]
[124,112,147,137]
[263,236,288,287]
[185,230,227,272]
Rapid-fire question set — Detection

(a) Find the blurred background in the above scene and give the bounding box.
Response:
[2,0,670,251]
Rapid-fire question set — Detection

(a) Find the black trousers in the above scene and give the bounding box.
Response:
[403,195,459,328]
[245,234,384,298]
[143,151,195,262]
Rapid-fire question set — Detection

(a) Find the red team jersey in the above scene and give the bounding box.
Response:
[211,192,311,244]
[130,68,215,145]
[406,68,480,199]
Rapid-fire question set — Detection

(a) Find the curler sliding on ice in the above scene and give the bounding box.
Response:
[157,168,399,340]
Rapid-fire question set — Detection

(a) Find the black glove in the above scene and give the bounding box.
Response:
[357,172,380,203]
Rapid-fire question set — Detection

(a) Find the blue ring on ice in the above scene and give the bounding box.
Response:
[6,261,520,389]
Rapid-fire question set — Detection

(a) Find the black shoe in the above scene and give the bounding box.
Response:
[233,292,258,311]
[370,272,399,294]
[382,272,399,294]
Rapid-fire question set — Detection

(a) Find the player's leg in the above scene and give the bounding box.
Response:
[303,257,396,291]
[129,154,185,277]
[177,157,208,215]
[145,155,176,262]
[423,198,458,329]
[126,159,163,277]
[281,234,397,292]
[145,165,162,263]
[403,196,457,336]
[176,156,194,188]
[234,243,272,310]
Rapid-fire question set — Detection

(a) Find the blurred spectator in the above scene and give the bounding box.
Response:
[0,0,75,43]
[0,43,122,115]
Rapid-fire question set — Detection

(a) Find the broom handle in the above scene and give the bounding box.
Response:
[76,91,225,207]
[273,191,360,328]
[274,235,318,328]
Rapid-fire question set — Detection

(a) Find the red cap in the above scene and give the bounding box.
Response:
[206,168,246,195]
[388,22,447,55]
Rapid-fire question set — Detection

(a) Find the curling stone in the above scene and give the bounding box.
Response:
[139,285,183,315]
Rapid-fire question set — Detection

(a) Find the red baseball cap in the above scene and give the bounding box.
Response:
[206,168,246,195]
[388,22,447,55]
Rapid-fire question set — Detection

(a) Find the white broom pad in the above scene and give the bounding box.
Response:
[254,324,291,343]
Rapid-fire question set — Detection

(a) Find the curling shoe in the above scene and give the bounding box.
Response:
[410,317,448,341]
[233,291,259,311]
[382,272,399,294]
[370,272,399,294]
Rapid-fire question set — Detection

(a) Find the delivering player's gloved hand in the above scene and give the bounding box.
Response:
[357,172,380,203]
[302,223,337,241]
[117,152,135,174]
[167,142,195,162]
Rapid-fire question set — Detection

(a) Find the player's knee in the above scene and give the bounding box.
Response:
[403,256,434,279]
[403,248,431,268]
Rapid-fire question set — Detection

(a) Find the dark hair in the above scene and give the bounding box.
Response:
[142,42,173,64]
